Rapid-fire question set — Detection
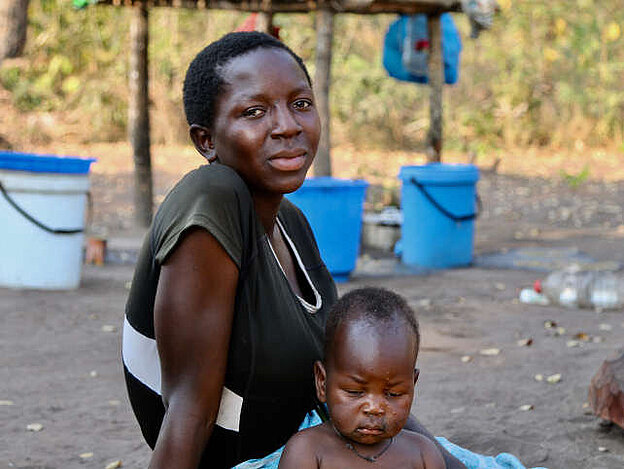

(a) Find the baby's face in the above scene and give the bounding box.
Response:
[317,319,418,446]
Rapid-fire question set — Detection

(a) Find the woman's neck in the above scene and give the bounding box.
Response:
[252,192,283,235]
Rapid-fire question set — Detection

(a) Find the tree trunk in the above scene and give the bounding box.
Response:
[313,7,333,177]
[128,3,153,227]
[426,13,443,163]
[0,0,30,61]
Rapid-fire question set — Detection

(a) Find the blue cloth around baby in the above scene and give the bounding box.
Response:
[232,411,547,469]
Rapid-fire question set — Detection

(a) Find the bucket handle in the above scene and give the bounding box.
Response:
[0,181,84,235]
[409,177,481,222]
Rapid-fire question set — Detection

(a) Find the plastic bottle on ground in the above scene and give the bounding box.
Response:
[519,287,550,305]
[542,266,624,310]
[590,271,624,310]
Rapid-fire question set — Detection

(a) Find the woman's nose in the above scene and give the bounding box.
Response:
[271,105,302,138]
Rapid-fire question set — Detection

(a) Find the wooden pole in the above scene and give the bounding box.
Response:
[313,7,333,177]
[0,0,30,61]
[129,3,153,227]
[426,13,443,163]
[254,11,273,34]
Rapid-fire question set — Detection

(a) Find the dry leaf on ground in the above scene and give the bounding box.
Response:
[547,373,562,384]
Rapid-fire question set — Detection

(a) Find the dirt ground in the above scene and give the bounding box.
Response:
[3,145,624,469]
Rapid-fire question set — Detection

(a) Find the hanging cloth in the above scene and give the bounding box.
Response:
[461,0,499,38]
[382,14,462,85]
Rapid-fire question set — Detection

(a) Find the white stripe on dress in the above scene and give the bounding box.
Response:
[122,316,243,432]
[122,316,162,394]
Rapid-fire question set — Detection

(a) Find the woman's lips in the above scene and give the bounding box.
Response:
[268,153,307,171]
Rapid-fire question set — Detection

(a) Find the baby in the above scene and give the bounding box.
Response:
[278,287,444,468]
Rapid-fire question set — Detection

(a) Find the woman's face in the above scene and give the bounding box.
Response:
[209,47,320,196]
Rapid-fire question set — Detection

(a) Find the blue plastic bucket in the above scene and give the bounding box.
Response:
[0,151,96,289]
[398,164,479,268]
[286,177,369,282]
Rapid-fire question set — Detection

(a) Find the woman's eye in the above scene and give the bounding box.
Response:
[292,99,312,110]
[344,389,364,396]
[242,108,264,118]
[386,391,403,398]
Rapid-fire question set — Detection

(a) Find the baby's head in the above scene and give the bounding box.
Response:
[315,287,420,446]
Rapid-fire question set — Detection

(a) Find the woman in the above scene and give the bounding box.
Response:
[122,32,465,469]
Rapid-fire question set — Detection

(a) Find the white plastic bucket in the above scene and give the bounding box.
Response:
[0,152,96,290]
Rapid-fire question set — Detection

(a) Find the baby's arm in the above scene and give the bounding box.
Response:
[278,430,320,469]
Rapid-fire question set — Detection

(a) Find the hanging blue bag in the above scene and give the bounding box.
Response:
[383,14,462,85]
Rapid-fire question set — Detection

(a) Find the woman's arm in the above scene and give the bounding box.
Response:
[149,228,239,469]
[404,415,466,469]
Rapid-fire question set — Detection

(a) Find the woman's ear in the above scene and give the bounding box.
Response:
[314,360,328,403]
[189,124,217,163]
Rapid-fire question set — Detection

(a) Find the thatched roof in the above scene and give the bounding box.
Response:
[97,0,462,15]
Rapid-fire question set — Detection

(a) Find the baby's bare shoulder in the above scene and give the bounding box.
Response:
[278,423,334,469]
[398,430,445,469]
[400,429,435,446]
[289,423,330,445]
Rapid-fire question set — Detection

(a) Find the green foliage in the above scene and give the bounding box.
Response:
[458,0,624,149]
[560,164,590,188]
[329,15,431,150]
[1,0,132,139]
[2,1,624,149]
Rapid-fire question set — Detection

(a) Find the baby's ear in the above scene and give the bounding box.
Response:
[413,367,420,385]
[314,361,327,403]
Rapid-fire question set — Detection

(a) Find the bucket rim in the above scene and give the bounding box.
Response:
[0,151,97,174]
[299,176,369,188]
[399,163,479,184]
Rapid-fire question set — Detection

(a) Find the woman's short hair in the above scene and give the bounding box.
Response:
[183,31,312,129]
[324,287,421,361]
